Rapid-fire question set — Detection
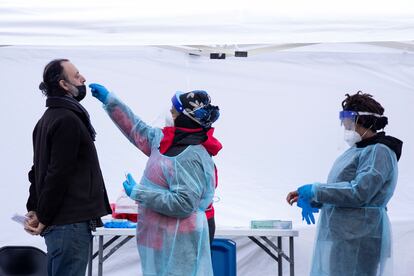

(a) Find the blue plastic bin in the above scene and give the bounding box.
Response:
[211,238,237,276]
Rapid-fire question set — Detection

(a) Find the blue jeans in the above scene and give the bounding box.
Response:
[44,222,92,276]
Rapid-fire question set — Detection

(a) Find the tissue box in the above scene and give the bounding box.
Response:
[250,220,292,229]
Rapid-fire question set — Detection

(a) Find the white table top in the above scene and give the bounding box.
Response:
[93,226,298,237]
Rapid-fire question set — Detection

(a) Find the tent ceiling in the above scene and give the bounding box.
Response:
[1,0,414,46]
[159,42,414,58]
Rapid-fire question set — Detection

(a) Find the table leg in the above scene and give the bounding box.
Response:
[289,237,294,276]
[277,237,282,276]
[249,236,279,262]
[98,235,103,276]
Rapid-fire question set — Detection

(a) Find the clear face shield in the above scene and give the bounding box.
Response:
[339,110,382,129]
[339,111,360,147]
[151,92,197,128]
[339,110,382,147]
[150,102,176,128]
[339,110,358,131]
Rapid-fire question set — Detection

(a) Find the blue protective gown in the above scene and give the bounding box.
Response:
[104,94,214,276]
[311,143,398,276]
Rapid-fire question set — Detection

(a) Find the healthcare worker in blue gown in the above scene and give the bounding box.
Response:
[89,83,221,276]
[286,91,402,276]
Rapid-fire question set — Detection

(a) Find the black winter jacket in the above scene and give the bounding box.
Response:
[27,97,111,226]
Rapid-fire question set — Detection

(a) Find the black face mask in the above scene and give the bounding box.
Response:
[73,85,86,102]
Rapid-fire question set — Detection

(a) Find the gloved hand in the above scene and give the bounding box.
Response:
[89,83,109,104]
[123,173,136,197]
[298,184,315,201]
[297,197,319,224]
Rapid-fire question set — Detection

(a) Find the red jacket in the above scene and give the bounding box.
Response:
[205,165,218,219]
[160,127,222,220]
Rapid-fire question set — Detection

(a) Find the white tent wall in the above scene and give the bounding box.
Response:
[2,0,414,45]
[1,44,413,275]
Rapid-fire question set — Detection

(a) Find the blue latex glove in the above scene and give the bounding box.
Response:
[89,83,109,104]
[297,197,319,224]
[298,184,315,201]
[123,173,136,197]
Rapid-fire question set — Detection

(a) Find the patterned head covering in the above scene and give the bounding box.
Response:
[171,90,220,128]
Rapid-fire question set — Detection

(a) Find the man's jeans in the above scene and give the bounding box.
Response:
[44,222,92,276]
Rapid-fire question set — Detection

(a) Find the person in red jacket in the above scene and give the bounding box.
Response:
[90,84,222,275]
[159,91,222,245]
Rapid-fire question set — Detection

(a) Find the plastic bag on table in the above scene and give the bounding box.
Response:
[111,189,138,222]
[104,219,137,228]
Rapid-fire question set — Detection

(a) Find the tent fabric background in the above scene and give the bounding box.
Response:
[2,0,414,45]
[0,44,413,275]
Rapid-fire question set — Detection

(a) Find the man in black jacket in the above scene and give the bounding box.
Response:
[24,59,112,276]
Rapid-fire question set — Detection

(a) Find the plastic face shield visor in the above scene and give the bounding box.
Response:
[339,111,358,130]
[171,92,185,113]
[339,110,382,130]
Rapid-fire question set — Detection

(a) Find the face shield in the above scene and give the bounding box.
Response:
[339,110,382,130]
[171,92,184,113]
[339,110,359,131]
[339,110,383,147]
[150,102,175,128]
